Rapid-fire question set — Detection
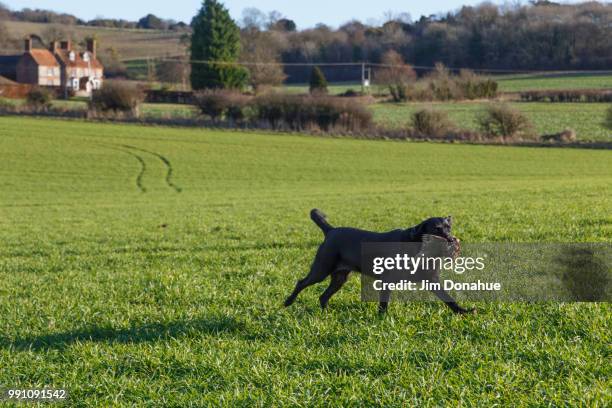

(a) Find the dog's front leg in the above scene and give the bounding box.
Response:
[378,289,391,314]
[430,287,475,314]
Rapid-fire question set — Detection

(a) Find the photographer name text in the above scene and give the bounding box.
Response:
[373,279,501,292]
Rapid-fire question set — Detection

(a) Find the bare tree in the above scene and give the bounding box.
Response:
[375,50,416,101]
[99,46,127,78]
[156,59,190,90]
[241,8,267,30]
[266,10,283,28]
[241,31,286,92]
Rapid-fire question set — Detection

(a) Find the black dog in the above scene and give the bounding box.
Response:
[284,209,474,314]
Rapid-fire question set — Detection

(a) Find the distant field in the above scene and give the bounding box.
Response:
[2,21,185,60]
[122,72,612,94]
[372,102,612,141]
[281,82,362,95]
[0,97,197,118]
[494,72,612,92]
[283,73,612,95]
[0,117,610,405]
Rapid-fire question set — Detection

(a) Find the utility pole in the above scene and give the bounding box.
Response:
[361,63,371,95]
[361,62,365,94]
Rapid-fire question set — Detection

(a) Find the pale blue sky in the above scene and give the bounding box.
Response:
[4,0,524,28]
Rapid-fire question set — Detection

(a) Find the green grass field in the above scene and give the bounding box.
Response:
[372,101,612,141]
[0,116,610,405]
[495,72,612,92]
[283,72,612,95]
[279,82,362,95]
[0,97,198,119]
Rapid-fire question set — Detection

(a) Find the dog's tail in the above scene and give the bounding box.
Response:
[310,209,333,235]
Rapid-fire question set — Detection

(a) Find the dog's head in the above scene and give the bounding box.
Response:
[414,216,460,257]
[412,216,455,242]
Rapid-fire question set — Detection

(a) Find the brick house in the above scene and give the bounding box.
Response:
[53,39,103,95]
[16,38,61,86]
[14,37,103,96]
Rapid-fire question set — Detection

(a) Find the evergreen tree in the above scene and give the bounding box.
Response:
[190,0,248,90]
[309,66,328,95]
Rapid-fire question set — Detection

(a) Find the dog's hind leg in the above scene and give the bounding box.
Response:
[319,269,350,309]
[284,246,336,307]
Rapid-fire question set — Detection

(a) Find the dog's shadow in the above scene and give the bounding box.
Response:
[1,316,246,351]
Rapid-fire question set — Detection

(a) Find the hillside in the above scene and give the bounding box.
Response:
[2,20,187,60]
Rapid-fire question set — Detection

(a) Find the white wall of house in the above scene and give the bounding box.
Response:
[37,66,60,86]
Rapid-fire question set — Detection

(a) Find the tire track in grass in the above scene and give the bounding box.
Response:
[123,149,147,193]
[119,144,182,193]
[93,142,147,193]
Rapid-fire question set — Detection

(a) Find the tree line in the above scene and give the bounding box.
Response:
[0,2,188,30]
[190,0,611,89]
[239,0,611,83]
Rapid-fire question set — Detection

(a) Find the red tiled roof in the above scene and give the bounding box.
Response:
[27,50,59,67]
[55,50,103,70]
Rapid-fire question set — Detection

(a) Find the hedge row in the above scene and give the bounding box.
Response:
[520,89,612,103]
[194,91,373,132]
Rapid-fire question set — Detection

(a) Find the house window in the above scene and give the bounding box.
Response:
[83,53,90,62]
[69,51,76,62]
[68,77,79,90]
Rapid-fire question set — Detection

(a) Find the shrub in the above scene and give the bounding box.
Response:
[540,129,577,143]
[90,82,144,116]
[376,51,417,102]
[0,97,14,109]
[455,69,498,100]
[425,63,458,101]
[339,89,360,97]
[253,94,371,132]
[193,89,233,121]
[389,85,408,103]
[193,90,251,122]
[521,90,612,103]
[254,94,285,128]
[604,105,612,130]
[224,92,251,123]
[26,86,54,110]
[410,109,455,138]
[478,104,535,139]
[403,65,498,101]
[309,66,328,95]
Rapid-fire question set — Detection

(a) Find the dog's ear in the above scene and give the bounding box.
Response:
[446,215,453,226]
